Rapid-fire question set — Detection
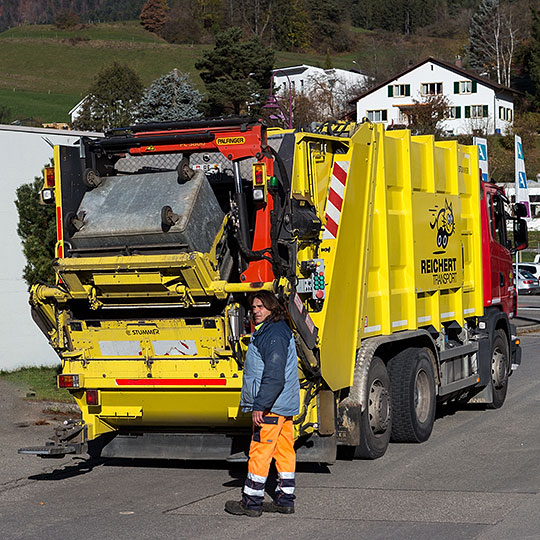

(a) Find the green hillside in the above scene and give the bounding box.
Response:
[0,21,464,124]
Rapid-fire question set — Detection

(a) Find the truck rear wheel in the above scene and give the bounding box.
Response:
[354,356,392,460]
[388,347,436,443]
[488,329,510,409]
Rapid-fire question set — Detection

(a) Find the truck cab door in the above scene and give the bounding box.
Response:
[486,190,513,311]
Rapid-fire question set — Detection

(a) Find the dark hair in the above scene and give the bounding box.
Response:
[249,291,287,322]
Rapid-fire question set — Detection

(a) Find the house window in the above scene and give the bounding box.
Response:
[465,105,488,118]
[367,109,388,122]
[500,107,512,121]
[446,106,461,119]
[421,82,443,95]
[388,84,410,97]
[454,80,477,94]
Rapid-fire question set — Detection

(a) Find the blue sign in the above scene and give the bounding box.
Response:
[518,171,527,188]
[478,144,487,161]
[517,142,524,160]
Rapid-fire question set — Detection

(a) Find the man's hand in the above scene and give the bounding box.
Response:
[252,410,264,426]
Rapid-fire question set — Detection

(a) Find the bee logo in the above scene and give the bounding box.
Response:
[430,200,455,250]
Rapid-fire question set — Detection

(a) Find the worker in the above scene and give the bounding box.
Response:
[225,291,300,517]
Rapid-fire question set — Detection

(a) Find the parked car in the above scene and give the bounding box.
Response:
[516,263,540,280]
[516,268,540,295]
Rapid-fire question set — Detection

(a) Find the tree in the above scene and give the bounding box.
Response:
[140,0,169,34]
[526,6,540,110]
[403,94,450,137]
[73,62,144,132]
[272,0,311,51]
[138,69,203,122]
[15,173,56,287]
[195,27,274,116]
[469,0,517,87]
[55,10,79,29]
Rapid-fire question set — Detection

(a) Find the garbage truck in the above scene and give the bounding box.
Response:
[20,118,528,462]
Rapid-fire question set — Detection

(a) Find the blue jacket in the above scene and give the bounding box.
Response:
[240,319,300,417]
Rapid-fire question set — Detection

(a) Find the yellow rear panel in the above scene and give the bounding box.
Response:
[307,124,483,390]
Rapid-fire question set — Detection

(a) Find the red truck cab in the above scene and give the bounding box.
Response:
[480,181,527,318]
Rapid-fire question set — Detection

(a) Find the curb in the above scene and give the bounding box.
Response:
[517,325,540,335]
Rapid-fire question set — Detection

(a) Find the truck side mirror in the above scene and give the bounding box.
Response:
[513,218,528,253]
[514,202,528,218]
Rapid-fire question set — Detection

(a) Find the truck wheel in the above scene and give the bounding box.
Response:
[354,357,391,460]
[388,347,436,443]
[488,329,510,409]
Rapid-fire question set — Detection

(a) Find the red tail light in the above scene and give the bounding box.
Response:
[86,389,99,405]
[58,374,80,388]
[523,280,534,284]
[44,167,55,187]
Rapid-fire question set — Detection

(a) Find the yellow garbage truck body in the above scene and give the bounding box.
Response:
[22,118,526,461]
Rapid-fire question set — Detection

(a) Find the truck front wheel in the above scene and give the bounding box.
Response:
[354,357,392,459]
[489,329,510,409]
[388,347,436,443]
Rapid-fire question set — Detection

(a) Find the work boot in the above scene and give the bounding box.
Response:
[224,500,262,517]
[261,501,295,514]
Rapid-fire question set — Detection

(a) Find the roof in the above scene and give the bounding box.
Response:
[350,57,520,104]
[69,96,88,115]
[273,64,367,78]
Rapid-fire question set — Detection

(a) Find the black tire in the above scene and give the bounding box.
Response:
[354,357,392,459]
[388,347,436,443]
[488,329,510,409]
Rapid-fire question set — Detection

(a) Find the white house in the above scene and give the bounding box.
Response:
[69,96,88,123]
[272,64,369,97]
[0,124,102,371]
[352,57,517,136]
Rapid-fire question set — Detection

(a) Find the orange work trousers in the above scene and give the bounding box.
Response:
[242,413,296,509]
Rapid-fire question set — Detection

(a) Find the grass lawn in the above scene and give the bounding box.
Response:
[0,366,74,403]
[0,21,164,43]
[0,88,79,122]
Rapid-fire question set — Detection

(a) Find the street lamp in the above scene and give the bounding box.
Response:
[263,70,293,129]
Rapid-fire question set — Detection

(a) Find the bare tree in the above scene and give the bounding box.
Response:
[469,0,518,87]
[402,94,450,137]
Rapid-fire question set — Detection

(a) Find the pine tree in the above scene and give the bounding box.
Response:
[526,7,540,110]
[195,27,274,116]
[138,70,203,122]
[15,173,57,287]
[469,0,499,73]
[73,62,144,132]
[140,0,169,34]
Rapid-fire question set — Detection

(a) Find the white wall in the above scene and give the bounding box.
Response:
[0,125,101,371]
[356,61,513,135]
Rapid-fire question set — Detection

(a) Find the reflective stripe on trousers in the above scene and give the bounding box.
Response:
[242,413,296,509]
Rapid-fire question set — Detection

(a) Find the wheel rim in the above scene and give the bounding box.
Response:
[368,378,390,435]
[414,369,431,424]
[492,347,506,389]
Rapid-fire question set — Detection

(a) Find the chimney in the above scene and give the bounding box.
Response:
[455,55,463,68]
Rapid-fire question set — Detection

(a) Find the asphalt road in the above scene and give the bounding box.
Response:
[1,313,540,540]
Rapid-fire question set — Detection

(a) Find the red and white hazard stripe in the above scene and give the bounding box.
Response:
[322,161,349,240]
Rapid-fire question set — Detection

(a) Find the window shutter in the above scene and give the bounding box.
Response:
[382,110,388,121]
[388,86,394,97]
[465,106,470,118]
[472,80,477,93]
[483,105,488,117]
[455,107,461,119]
[454,81,459,94]
[405,84,410,96]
